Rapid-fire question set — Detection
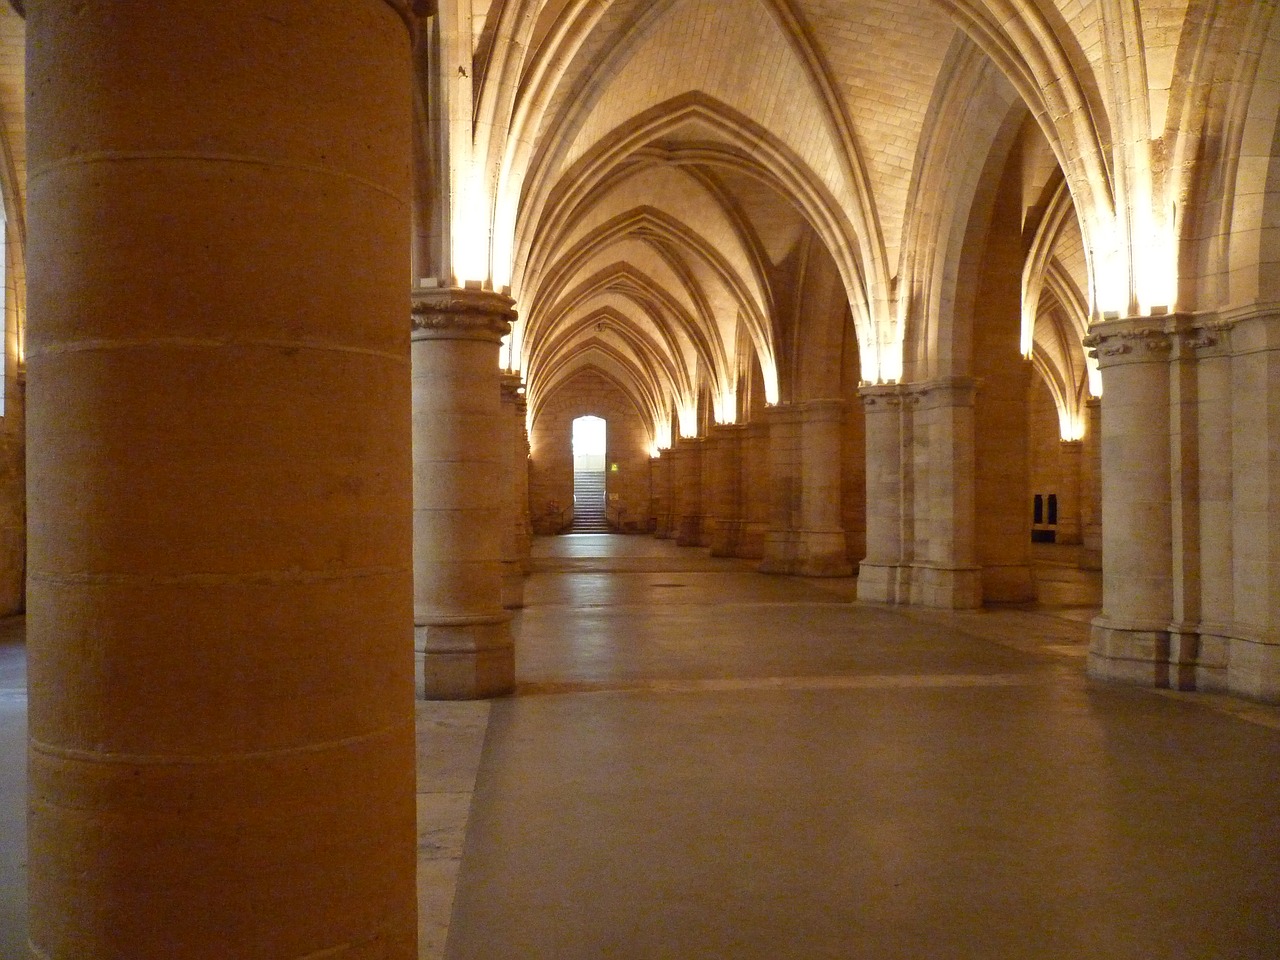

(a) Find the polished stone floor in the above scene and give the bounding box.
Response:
[445,536,1280,959]
[3,536,1280,958]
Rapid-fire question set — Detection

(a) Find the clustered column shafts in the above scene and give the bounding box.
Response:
[1086,318,1177,687]
[759,403,803,573]
[708,424,744,558]
[412,287,516,700]
[674,437,704,547]
[24,1,419,956]
[796,399,853,576]
[1056,438,1083,546]
[857,385,908,603]
[738,420,771,559]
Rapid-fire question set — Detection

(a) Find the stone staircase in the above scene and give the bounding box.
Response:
[571,471,610,532]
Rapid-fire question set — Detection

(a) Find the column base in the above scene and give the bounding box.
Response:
[909,564,982,609]
[735,522,767,560]
[1087,617,1172,688]
[1226,634,1280,702]
[675,515,702,546]
[796,530,852,577]
[710,519,742,557]
[1090,621,1280,703]
[501,564,525,610]
[416,616,514,700]
[857,561,907,603]
[981,564,1036,603]
[759,530,799,574]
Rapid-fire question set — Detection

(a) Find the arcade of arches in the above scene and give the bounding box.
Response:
[1,0,1279,955]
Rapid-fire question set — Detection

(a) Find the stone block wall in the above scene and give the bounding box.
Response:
[841,398,867,565]
[1028,374,1062,536]
[529,370,652,534]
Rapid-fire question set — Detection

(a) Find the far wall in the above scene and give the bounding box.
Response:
[529,370,653,534]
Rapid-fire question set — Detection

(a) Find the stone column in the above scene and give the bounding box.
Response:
[909,379,982,608]
[1080,397,1103,569]
[739,420,770,559]
[412,287,515,699]
[1086,318,1175,687]
[24,3,418,957]
[797,399,852,576]
[858,385,908,602]
[1228,309,1280,700]
[500,374,525,609]
[709,424,744,557]
[698,428,718,547]
[760,404,802,573]
[674,436,704,547]
[1191,321,1234,692]
[653,449,675,539]
[516,388,533,574]
[1057,440,1083,545]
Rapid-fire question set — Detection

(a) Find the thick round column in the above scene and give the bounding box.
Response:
[674,437,704,547]
[24,3,417,957]
[760,404,802,574]
[500,375,525,609]
[1087,318,1175,687]
[797,399,852,576]
[412,288,515,699]
[858,386,906,600]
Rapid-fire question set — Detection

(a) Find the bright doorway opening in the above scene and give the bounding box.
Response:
[571,416,608,532]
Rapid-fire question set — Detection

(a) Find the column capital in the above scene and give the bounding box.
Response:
[1084,315,1178,367]
[902,376,978,409]
[799,397,846,422]
[859,382,906,409]
[709,422,746,439]
[411,287,515,343]
[764,402,803,424]
[499,373,525,406]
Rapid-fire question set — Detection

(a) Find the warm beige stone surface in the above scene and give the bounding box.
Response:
[674,436,704,547]
[499,375,527,610]
[527,369,653,534]
[412,289,516,700]
[24,1,417,956]
[760,404,802,574]
[0,0,1277,953]
[707,424,744,558]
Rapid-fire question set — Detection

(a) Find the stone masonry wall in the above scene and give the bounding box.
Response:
[529,371,653,534]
